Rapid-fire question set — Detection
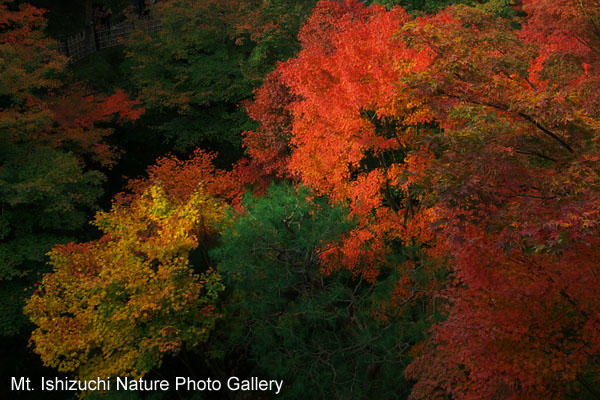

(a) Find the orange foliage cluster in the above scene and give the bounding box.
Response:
[1,3,143,167]
[245,3,440,316]
[20,0,600,396]
[243,1,600,398]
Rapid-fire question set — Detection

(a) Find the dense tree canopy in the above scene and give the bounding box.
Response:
[214,184,432,398]
[25,150,226,379]
[123,0,317,157]
[0,1,141,337]
[5,0,600,399]
[243,0,600,398]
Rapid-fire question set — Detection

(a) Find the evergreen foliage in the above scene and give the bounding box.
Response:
[214,184,426,398]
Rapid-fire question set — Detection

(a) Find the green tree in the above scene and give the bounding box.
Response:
[123,0,317,159]
[213,184,427,398]
[369,0,516,16]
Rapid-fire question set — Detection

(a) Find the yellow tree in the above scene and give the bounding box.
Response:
[25,151,226,379]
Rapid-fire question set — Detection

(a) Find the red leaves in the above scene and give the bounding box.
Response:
[96,89,145,122]
[47,87,143,166]
[243,70,297,178]
[18,0,600,395]
[0,3,47,44]
[1,4,143,167]
[124,149,248,210]
[244,1,439,284]
[522,0,600,62]
[126,150,231,202]
[399,19,600,372]
[243,1,600,398]
[409,228,600,399]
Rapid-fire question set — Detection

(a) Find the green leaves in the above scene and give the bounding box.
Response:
[0,144,104,335]
[213,184,417,398]
[124,0,316,155]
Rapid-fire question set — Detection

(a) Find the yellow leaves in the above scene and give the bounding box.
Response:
[25,182,225,382]
[147,185,172,218]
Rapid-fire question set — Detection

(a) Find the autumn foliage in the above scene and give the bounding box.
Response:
[25,151,226,379]
[15,0,600,398]
[1,2,143,166]
[0,1,143,339]
[243,0,600,398]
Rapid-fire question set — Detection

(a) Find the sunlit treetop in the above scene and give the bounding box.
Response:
[25,150,227,380]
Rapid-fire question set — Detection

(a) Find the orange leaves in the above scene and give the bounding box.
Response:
[125,149,240,205]
[19,0,597,395]
[349,170,385,214]
[403,146,435,189]
[241,1,600,398]
[95,89,145,122]
[243,1,440,284]
[0,3,45,33]
[46,87,143,167]
[242,70,297,178]
[275,0,426,196]
[1,4,143,167]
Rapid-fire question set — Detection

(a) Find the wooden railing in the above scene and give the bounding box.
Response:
[57,17,161,64]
